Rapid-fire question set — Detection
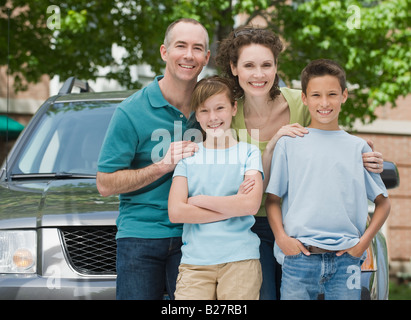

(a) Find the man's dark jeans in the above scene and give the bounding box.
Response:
[116,237,182,300]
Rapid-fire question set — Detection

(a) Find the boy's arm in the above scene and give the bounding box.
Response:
[168,176,233,224]
[337,194,391,257]
[187,171,263,217]
[265,193,310,256]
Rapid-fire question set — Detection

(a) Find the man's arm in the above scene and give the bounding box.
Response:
[97,163,169,197]
[97,141,198,196]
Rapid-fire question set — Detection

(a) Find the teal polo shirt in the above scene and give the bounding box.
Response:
[98,76,190,239]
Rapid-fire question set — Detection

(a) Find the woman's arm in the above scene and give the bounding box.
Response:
[363,139,384,173]
[262,123,308,190]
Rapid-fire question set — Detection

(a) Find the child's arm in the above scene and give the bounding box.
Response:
[187,170,263,217]
[265,193,310,256]
[237,177,255,195]
[337,194,391,257]
[168,176,232,224]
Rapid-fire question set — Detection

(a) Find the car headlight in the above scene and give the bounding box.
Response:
[0,230,36,273]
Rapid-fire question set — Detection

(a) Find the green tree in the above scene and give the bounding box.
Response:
[0,0,269,91]
[275,0,410,127]
[1,0,409,126]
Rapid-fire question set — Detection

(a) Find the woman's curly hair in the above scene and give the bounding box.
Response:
[215,26,284,100]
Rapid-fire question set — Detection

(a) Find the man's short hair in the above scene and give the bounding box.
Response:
[164,18,209,52]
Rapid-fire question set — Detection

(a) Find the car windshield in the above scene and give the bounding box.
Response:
[10,101,117,177]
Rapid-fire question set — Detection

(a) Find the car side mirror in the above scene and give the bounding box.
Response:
[381,161,400,189]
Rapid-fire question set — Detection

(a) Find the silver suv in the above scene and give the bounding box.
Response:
[0,78,399,299]
[0,78,135,299]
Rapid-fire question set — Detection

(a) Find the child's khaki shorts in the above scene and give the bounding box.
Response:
[174,259,262,300]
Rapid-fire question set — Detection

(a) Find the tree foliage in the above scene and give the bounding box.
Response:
[275,0,410,126]
[0,0,409,126]
[0,0,268,90]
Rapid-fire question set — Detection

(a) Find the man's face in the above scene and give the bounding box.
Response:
[160,22,210,83]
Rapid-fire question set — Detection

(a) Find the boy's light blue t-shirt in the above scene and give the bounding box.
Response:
[173,141,263,265]
[266,128,388,265]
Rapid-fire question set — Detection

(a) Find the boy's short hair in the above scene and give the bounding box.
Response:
[190,76,235,112]
[301,59,347,94]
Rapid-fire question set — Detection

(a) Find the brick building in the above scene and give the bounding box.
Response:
[0,66,49,161]
[354,94,411,275]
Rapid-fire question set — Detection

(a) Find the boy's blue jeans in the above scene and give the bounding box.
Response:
[116,237,182,300]
[280,251,363,300]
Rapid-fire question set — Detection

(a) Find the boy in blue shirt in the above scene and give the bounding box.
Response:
[265,59,391,300]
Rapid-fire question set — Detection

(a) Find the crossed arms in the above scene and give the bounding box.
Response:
[168,171,263,224]
[97,140,263,224]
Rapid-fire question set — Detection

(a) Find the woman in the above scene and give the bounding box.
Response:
[215,26,384,300]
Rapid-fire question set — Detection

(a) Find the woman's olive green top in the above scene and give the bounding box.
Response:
[231,87,311,217]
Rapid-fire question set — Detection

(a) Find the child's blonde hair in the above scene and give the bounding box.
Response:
[190,76,235,112]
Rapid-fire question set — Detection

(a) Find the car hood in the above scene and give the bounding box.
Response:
[0,179,119,229]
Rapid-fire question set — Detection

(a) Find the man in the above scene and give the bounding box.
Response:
[97,18,210,300]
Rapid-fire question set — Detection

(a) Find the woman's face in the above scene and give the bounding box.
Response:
[230,44,277,99]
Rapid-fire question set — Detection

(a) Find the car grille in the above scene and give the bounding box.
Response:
[60,227,117,275]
